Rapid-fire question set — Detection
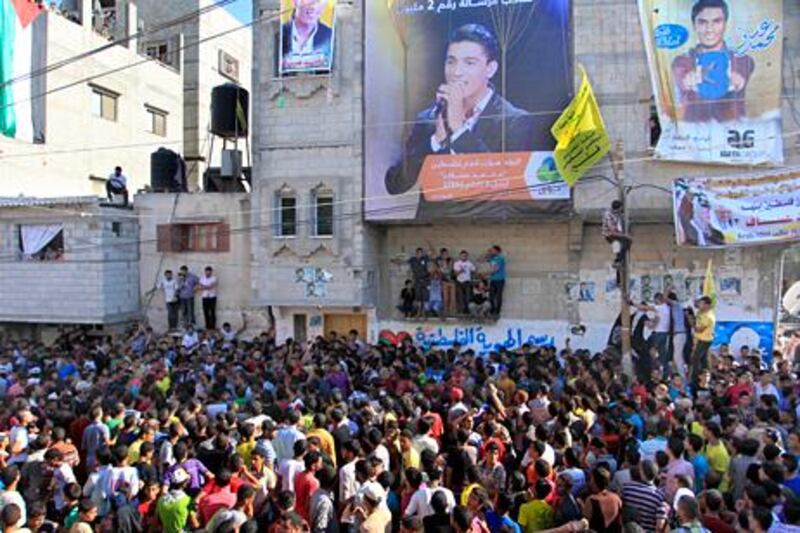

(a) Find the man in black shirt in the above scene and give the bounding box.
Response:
[408,248,430,318]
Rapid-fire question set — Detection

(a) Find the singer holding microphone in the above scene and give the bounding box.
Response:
[384,23,539,200]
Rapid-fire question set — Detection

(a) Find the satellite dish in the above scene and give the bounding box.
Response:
[783,281,800,316]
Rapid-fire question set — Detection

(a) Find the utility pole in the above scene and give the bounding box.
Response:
[611,140,633,378]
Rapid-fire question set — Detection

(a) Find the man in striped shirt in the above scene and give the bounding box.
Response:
[621,459,669,532]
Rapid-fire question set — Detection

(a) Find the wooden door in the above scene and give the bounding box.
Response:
[324,313,367,339]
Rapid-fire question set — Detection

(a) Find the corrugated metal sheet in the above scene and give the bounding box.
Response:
[0,196,98,208]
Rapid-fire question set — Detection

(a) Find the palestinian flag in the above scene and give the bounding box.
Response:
[0,0,46,142]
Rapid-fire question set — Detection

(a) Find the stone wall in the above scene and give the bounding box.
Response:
[0,205,140,323]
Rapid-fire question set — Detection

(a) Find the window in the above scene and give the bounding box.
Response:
[313,193,333,236]
[111,221,122,236]
[90,86,118,121]
[146,106,167,136]
[156,223,230,252]
[278,195,297,237]
[145,42,170,65]
[18,224,64,261]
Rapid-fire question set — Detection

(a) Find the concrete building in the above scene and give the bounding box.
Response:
[135,192,273,334]
[0,1,184,198]
[0,196,140,335]
[137,0,253,190]
[247,0,800,353]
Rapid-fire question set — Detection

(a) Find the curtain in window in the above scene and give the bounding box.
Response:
[20,224,63,257]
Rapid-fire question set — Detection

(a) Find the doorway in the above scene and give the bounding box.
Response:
[323,313,367,339]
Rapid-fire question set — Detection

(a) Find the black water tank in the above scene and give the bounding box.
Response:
[151,148,185,192]
[211,83,248,138]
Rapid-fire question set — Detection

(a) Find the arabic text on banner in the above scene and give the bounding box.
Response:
[550,67,610,187]
[637,0,783,165]
[673,167,800,248]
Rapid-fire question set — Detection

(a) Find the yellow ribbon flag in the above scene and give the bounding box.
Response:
[703,258,717,308]
[551,67,610,187]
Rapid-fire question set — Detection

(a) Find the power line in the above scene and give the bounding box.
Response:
[1,4,287,112]
[3,88,798,161]
[9,124,799,224]
[1,0,238,89]
[0,177,606,261]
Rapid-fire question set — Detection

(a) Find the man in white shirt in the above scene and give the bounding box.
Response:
[106,166,129,206]
[636,293,672,378]
[453,250,476,315]
[198,266,218,331]
[338,441,360,508]
[159,269,180,331]
[181,325,199,351]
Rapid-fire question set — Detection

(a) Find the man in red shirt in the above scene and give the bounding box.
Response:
[725,370,753,407]
[198,468,237,526]
[293,451,322,523]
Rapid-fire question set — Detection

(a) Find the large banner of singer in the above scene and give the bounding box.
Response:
[639,0,784,165]
[673,167,800,248]
[364,0,573,221]
[279,0,336,75]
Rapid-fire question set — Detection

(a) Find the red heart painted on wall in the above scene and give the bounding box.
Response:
[378,329,411,346]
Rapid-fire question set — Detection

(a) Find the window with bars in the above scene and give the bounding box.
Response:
[90,85,118,121]
[156,223,230,252]
[313,193,333,237]
[277,195,297,237]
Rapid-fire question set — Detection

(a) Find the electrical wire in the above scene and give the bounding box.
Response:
[0,176,614,261]
[7,125,800,225]
[1,3,291,112]
[0,0,239,89]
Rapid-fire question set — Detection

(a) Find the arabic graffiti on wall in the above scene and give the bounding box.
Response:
[377,320,559,355]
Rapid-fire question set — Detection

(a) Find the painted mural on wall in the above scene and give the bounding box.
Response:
[294,267,333,298]
[713,321,775,363]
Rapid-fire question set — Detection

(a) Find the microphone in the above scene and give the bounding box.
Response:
[434,98,447,118]
[434,98,452,140]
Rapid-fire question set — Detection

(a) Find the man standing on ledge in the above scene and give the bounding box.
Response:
[487,245,506,317]
[690,296,715,386]
[198,266,218,331]
[385,24,537,197]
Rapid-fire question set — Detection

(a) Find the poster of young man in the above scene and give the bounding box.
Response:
[364,0,573,222]
[279,0,336,75]
[638,0,783,165]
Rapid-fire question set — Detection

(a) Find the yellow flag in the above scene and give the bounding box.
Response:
[551,67,610,187]
[703,258,716,308]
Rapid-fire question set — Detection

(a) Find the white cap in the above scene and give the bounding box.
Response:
[362,483,385,504]
[171,467,190,486]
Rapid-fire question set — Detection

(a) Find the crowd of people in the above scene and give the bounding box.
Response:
[0,315,798,533]
[399,246,506,320]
